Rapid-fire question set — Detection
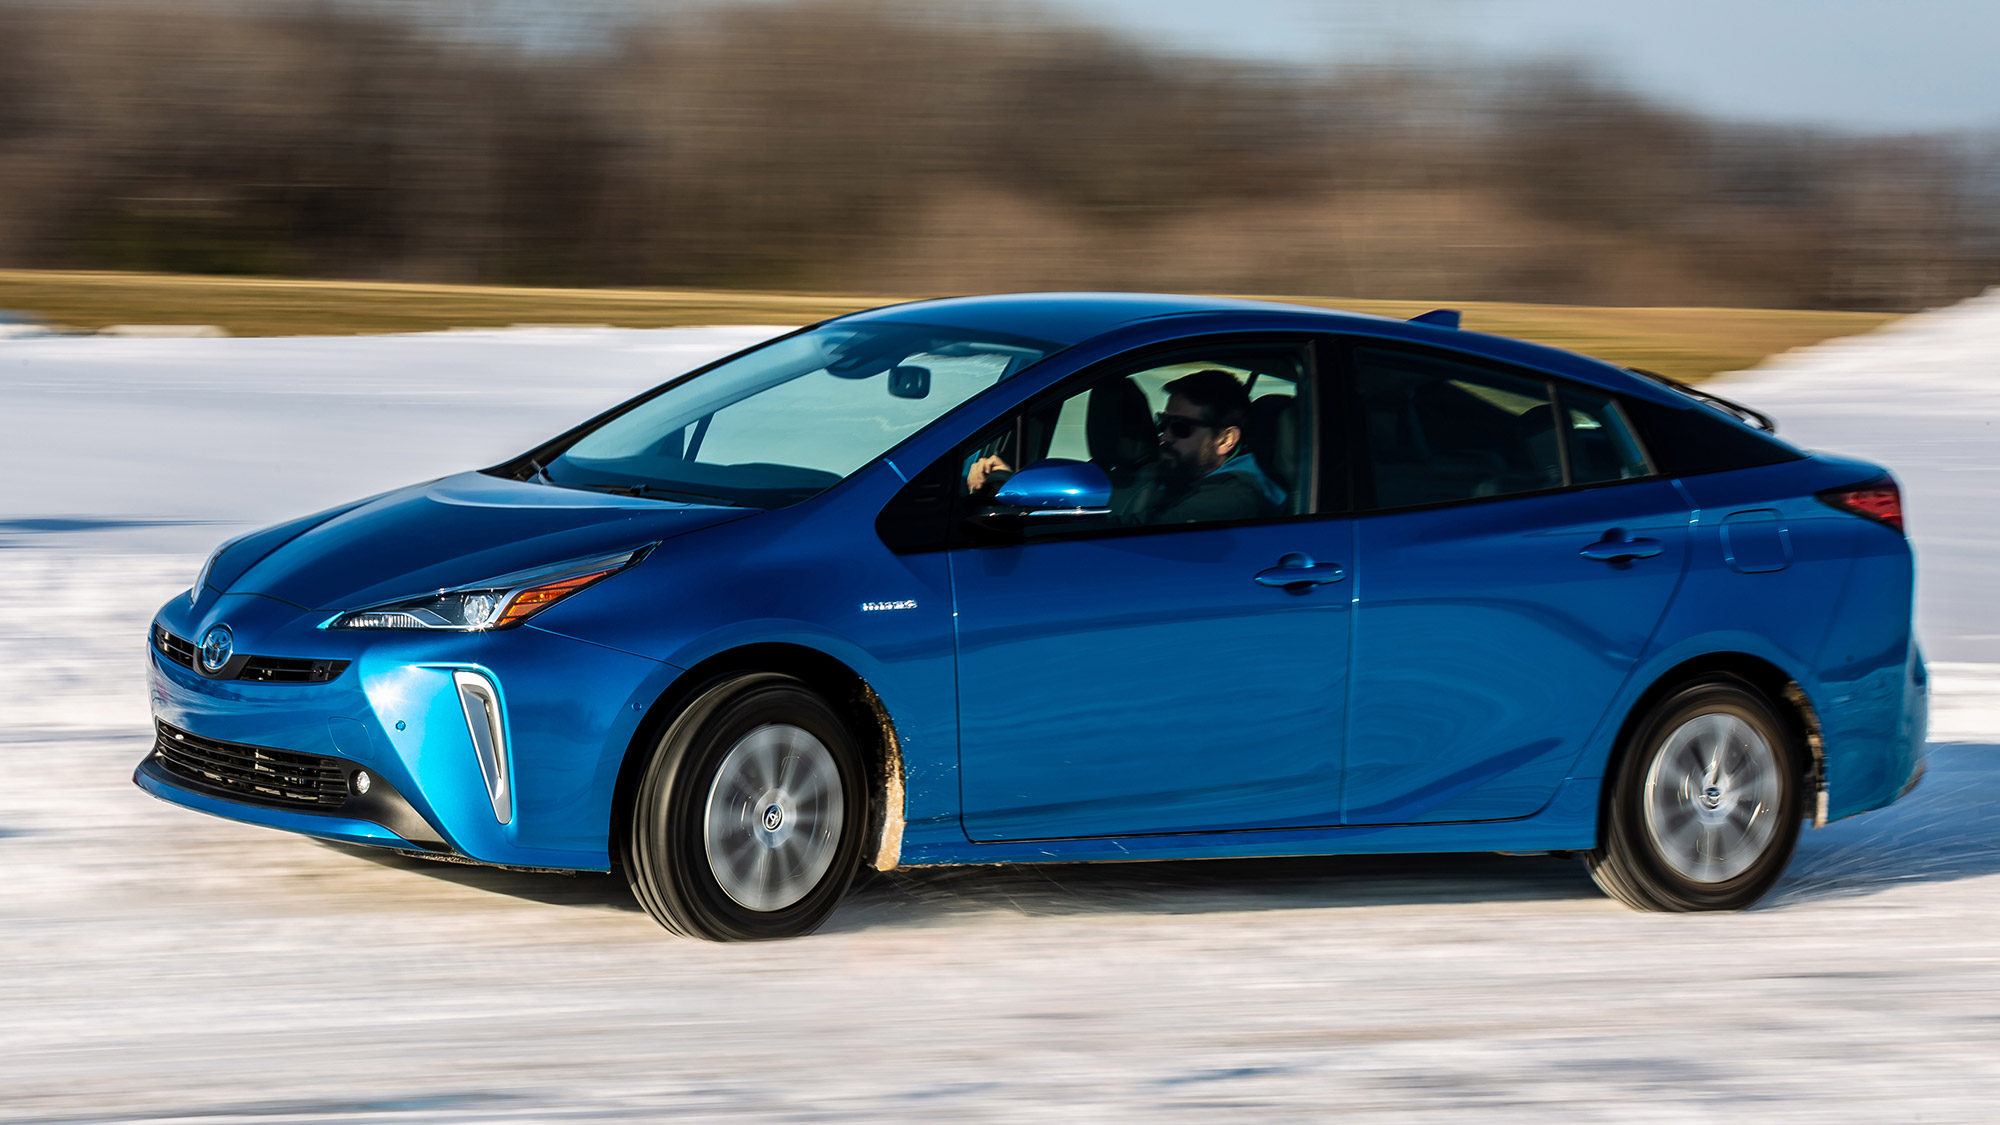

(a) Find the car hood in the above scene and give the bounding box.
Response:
[227,471,755,612]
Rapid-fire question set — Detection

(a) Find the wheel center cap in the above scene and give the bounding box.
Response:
[762,803,785,832]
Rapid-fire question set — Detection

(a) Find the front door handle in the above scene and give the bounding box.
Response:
[1254,552,1346,591]
[1580,535,1663,564]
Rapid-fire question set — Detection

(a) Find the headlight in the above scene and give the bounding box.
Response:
[326,545,653,631]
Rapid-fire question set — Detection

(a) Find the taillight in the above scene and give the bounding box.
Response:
[1818,478,1904,533]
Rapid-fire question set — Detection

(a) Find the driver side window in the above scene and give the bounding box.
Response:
[961,342,1315,536]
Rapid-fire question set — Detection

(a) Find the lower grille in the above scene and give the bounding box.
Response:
[153,721,351,809]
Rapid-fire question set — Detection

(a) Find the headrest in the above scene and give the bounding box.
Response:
[1086,376,1155,472]
[1248,394,1298,498]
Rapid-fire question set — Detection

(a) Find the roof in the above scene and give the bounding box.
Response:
[838,292,1688,407]
[837,291,1367,345]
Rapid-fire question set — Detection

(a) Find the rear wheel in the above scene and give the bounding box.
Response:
[625,675,865,940]
[1586,676,1803,911]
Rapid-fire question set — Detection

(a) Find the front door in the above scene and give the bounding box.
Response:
[953,522,1353,840]
[947,339,1353,841]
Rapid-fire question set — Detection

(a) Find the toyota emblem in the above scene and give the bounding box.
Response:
[198,624,234,674]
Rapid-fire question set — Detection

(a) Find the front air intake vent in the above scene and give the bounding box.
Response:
[153,721,351,809]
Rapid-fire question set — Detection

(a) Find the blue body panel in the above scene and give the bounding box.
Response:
[530,468,971,853]
[1666,456,1924,819]
[951,520,1354,839]
[137,293,1924,876]
[231,470,750,612]
[899,775,1605,865]
[1345,480,1691,824]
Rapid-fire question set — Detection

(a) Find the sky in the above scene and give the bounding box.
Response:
[1058,0,2000,134]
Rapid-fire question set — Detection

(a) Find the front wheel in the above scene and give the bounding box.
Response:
[625,675,866,940]
[1586,676,1804,911]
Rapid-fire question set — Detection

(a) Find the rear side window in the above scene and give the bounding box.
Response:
[1353,347,1563,508]
[1621,396,1803,478]
[1563,385,1654,485]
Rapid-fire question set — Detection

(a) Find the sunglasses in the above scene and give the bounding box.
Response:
[1155,412,1213,439]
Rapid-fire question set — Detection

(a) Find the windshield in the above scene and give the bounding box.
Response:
[528,322,1057,509]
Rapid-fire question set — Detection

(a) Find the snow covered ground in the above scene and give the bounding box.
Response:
[2,307,1997,1121]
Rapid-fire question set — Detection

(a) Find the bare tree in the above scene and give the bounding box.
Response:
[0,0,1992,309]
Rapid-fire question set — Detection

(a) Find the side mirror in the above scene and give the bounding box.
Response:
[991,459,1112,515]
[888,364,931,400]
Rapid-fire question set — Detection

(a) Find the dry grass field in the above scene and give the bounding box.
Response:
[0,269,1899,382]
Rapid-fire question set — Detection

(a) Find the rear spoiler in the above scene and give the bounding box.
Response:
[1627,367,1776,433]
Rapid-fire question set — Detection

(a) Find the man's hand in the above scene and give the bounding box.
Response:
[966,454,1012,493]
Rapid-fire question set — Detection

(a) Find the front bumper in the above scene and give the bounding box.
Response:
[135,747,449,852]
[140,589,680,869]
[137,716,451,850]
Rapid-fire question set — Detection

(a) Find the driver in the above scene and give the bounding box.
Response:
[1114,369,1284,525]
[965,368,1285,526]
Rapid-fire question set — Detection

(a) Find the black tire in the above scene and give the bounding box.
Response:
[624,674,866,940]
[1585,675,1804,912]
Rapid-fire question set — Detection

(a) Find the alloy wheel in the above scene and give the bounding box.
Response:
[702,723,846,912]
[1641,712,1782,884]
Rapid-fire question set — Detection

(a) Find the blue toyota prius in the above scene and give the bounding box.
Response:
[138,294,1926,939]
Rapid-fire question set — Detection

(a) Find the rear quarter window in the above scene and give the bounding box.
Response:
[1621,396,1803,478]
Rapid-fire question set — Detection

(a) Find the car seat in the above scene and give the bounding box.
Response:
[1086,376,1156,487]
[1247,394,1299,513]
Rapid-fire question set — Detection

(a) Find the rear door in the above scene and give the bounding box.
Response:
[1340,342,1691,824]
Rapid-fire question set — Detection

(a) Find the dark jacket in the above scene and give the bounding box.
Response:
[1116,452,1284,525]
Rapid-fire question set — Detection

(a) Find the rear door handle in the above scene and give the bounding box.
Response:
[1580,536,1663,563]
[1254,552,1346,590]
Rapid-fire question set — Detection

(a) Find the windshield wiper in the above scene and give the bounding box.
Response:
[586,481,740,506]
[526,460,738,506]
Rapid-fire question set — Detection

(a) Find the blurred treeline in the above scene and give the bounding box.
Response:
[0,0,1995,310]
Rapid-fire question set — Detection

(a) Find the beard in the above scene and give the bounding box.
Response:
[1156,444,1203,487]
